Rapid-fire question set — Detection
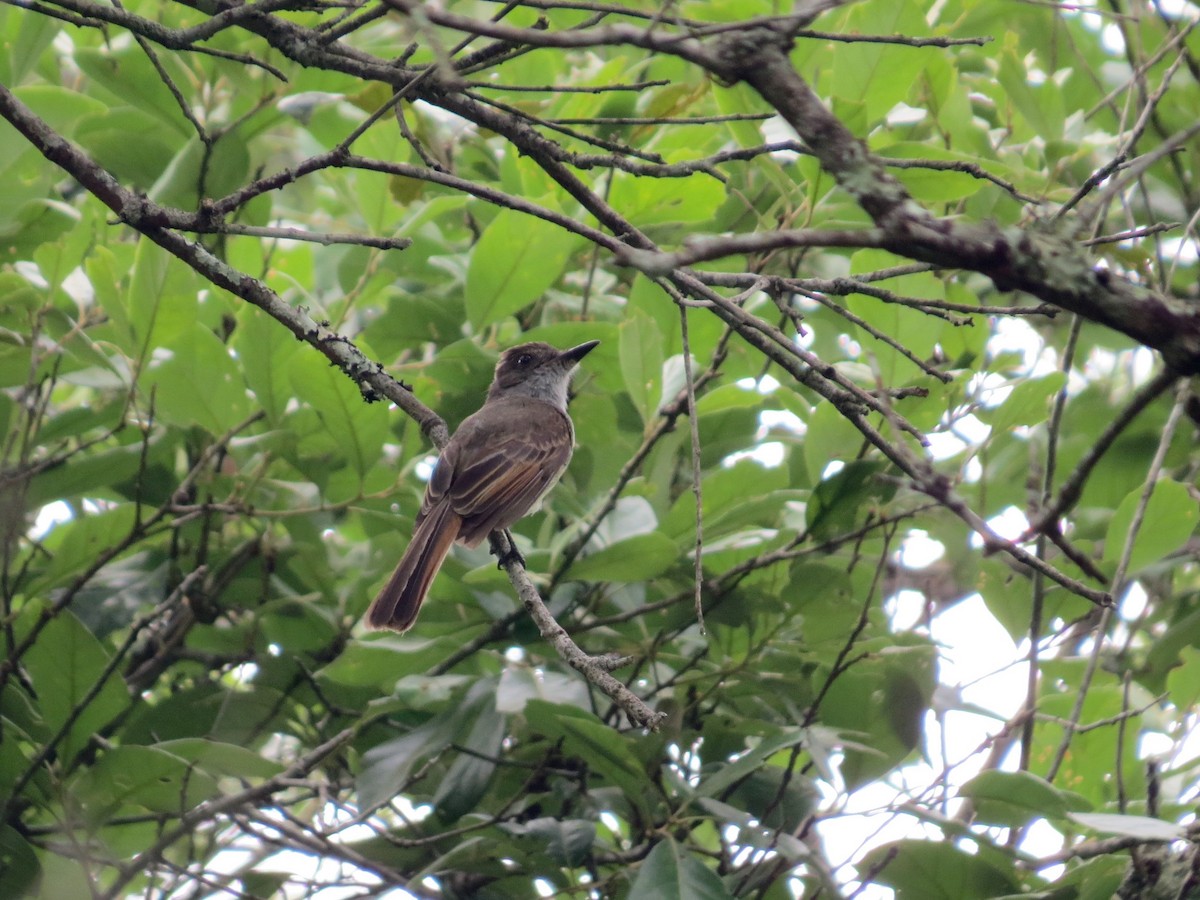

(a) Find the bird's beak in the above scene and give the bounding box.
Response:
[560,340,600,363]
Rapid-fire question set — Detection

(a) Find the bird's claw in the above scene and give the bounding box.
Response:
[497,530,526,569]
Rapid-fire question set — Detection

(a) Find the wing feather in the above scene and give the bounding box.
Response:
[434,396,574,547]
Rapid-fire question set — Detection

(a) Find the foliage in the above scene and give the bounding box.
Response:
[1,0,1199,897]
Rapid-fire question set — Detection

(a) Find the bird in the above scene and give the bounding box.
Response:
[365,340,599,632]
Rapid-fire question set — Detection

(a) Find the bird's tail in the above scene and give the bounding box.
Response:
[365,501,461,632]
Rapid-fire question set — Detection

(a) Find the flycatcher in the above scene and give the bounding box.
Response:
[365,340,599,632]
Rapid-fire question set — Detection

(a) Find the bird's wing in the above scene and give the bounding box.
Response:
[447,401,573,546]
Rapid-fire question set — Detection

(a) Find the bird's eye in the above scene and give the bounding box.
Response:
[516,354,532,366]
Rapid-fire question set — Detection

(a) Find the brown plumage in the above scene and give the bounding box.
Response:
[365,341,597,632]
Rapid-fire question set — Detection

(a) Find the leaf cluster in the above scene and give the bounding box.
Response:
[1,1,1199,898]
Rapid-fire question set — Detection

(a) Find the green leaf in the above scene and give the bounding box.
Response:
[25,442,145,508]
[149,132,252,207]
[805,460,892,541]
[628,838,734,900]
[465,209,578,328]
[153,739,284,780]
[565,531,678,582]
[694,383,766,415]
[0,825,40,899]
[983,372,1067,435]
[28,853,92,900]
[149,323,251,433]
[844,268,946,381]
[76,107,182,186]
[432,695,506,823]
[665,458,789,541]
[712,82,769,149]
[804,400,867,478]
[0,711,38,811]
[607,169,727,226]
[5,3,1199,896]
[1103,478,1197,574]
[14,85,107,138]
[70,745,220,822]
[207,687,291,748]
[558,715,651,795]
[958,770,1079,827]
[2,10,60,85]
[241,873,289,899]
[996,39,1064,140]
[861,839,1020,899]
[495,667,588,712]
[258,598,338,654]
[74,46,192,135]
[318,638,448,689]
[619,306,665,424]
[829,5,927,120]
[18,607,128,766]
[288,347,388,482]
[125,239,197,356]
[499,818,596,868]
[357,682,492,810]
[725,768,818,832]
[235,306,300,424]
[693,795,812,866]
[1043,854,1128,900]
[787,563,858,645]
[1037,672,1147,809]
[1165,647,1200,713]
[1068,812,1184,841]
[524,700,655,806]
[694,728,807,799]
[816,640,935,789]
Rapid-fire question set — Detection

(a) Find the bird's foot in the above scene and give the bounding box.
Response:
[497,530,526,569]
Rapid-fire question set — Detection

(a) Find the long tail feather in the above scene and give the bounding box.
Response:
[365,501,460,632]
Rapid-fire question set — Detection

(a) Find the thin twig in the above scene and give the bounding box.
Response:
[100,728,357,900]
[465,78,671,92]
[678,304,706,632]
[1045,379,1191,782]
[491,529,665,729]
[1024,366,1178,538]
